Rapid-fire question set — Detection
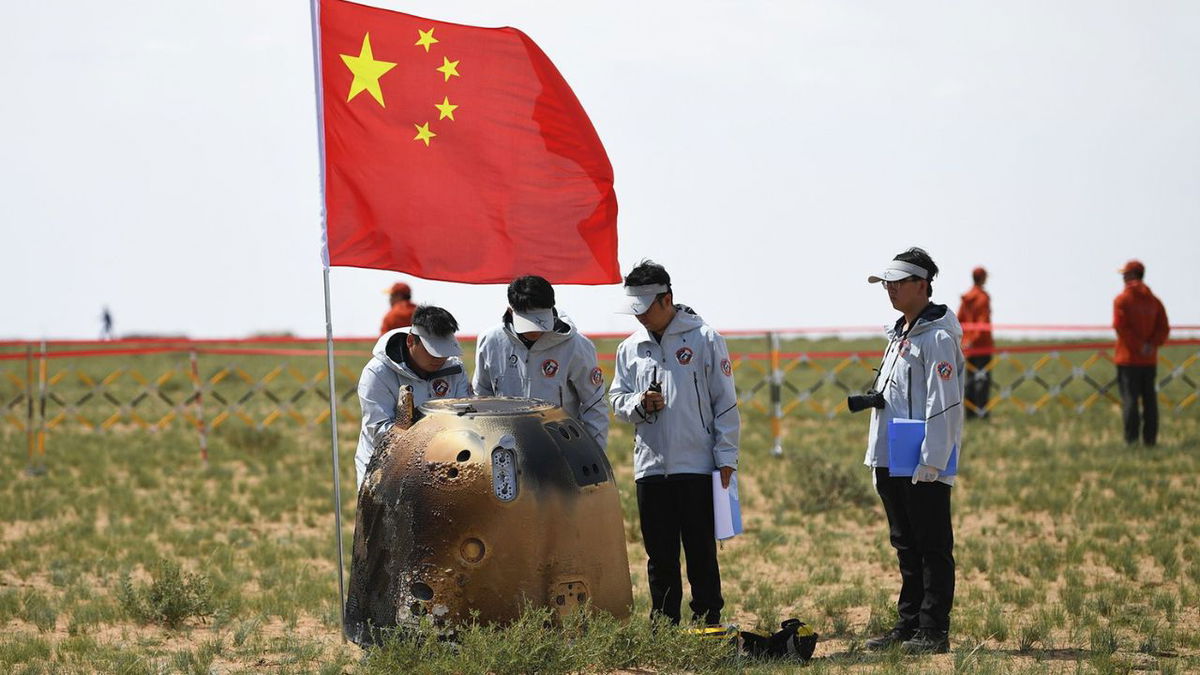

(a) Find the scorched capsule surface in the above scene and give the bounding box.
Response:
[344,397,632,645]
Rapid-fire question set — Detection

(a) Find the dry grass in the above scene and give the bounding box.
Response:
[0,341,1198,672]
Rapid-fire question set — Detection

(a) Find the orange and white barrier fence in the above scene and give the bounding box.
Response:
[1,326,1197,463]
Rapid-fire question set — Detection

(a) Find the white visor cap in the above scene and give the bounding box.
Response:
[511,307,555,334]
[410,325,462,358]
[616,283,670,315]
[867,260,929,284]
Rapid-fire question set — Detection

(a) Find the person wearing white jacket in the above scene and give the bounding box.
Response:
[858,248,964,656]
[473,275,608,450]
[354,305,470,490]
[609,260,740,626]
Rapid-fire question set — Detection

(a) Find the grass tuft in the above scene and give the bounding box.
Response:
[118,559,214,629]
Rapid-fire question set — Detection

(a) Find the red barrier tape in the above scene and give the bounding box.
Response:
[722,338,1200,362]
[3,324,1198,350]
[195,348,372,357]
[0,347,186,361]
[5,338,1196,363]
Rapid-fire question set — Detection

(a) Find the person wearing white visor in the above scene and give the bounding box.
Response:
[867,259,932,284]
[354,305,470,489]
[609,260,740,627]
[473,275,609,450]
[858,247,964,655]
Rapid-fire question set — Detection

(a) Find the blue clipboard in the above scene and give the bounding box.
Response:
[888,418,957,477]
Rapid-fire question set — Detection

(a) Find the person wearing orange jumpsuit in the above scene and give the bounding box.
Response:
[1113,260,1170,446]
[957,267,993,419]
[380,282,417,334]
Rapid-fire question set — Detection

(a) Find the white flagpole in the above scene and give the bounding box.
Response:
[308,0,347,636]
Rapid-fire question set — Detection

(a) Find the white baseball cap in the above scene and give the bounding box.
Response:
[410,325,462,358]
[616,283,670,315]
[867,260,929,284]
[511,307,555,334]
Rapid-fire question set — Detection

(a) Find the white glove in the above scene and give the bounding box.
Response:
[911,464,940,484]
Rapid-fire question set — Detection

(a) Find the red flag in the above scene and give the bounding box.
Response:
[318,0,619,284]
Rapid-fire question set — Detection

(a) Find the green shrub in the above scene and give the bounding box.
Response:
[118,559,213,629]
[0,636,51,666]
[20,590,58,632]
[776,457,875,514]
[0,589,20,622]
[362,606,735,675]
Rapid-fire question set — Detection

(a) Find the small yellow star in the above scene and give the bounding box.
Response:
[434,96,458,121]
[436,56,461,82]
[415,28,439,52]
[413,122,437,146]
[340,33,396,107]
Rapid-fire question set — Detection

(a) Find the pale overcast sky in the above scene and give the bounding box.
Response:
[2,1,1196,340]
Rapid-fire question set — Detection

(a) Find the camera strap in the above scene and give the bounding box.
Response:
[868,315,922,396]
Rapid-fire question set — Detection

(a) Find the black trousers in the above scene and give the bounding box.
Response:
[965,355,992,418]
[875,468,954,632]
[1117,365,1158,445]
[636,475,723,625]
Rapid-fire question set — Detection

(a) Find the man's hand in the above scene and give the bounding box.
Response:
[719,466,735,489]
[641,389,665,413]
[911,464,939,485]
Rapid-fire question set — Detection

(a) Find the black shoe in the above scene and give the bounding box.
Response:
[864,626,914,651]
[901,629,949,654]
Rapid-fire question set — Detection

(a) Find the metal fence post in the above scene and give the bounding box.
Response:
[34,339,47,475]
[26,344,34,467]
[769,331,784,457]
[189,350,209,465]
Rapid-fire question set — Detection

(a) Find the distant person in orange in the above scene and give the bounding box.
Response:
[380,282,416,334]
[1113,260,1170,446]
[957,267,993,419]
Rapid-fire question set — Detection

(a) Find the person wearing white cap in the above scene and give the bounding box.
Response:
[857,247,964,655]
[354,305,470,489]
[609,260,740,626]
[472,275,608,450]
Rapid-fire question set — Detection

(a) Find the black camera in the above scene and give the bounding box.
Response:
[847,390,886,413]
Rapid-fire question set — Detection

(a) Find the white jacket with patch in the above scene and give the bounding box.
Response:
[609,306,740,480]
[355,328,470,488]
[472,313,608,450]
[864,304,965,486]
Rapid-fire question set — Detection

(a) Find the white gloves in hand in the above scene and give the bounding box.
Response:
[911,464,940,484]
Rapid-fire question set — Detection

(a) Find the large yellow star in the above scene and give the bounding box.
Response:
[434,96,458,121]
[415,28,439,52]
[436,56,461,82]
[413,122,437,146]
[340,34,396,107]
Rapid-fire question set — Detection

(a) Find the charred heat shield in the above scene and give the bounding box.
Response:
[344,397,632,646]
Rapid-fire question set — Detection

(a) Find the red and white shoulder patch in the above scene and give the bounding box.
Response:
[936,361,954,380]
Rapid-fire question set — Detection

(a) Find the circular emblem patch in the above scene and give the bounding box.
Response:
[432,378,450,397]
[541,359,559,377]
[720,358,732,377]
[675,347,694,366]
[507,354,518,366]
[936,361,953,380]
[590,366,603,387]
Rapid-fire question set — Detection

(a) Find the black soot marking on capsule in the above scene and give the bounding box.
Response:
[411,582,434,601]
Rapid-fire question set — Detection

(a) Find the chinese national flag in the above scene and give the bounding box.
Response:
[319,0,619,284]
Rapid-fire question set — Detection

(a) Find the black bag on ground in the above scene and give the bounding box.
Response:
[738,618,818,661]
